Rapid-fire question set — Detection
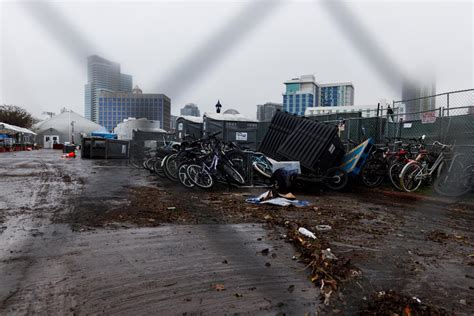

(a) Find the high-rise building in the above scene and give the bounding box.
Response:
[256,102,283,121]
[283,75,356,115]
[180,103,200,117]
[84,55,132,122]
[283,75,320,116]
[320,83,354,106]
[98,85,171,131]
[402,80,436,121]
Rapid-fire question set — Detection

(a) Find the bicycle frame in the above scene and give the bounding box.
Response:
[412,151,447,181]
[199,153,219,173]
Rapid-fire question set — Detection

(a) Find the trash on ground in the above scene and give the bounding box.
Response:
[211,284,226,291]
[246,190,310,207]
[298,227,317,239]
[321,248,338,260]
[315,225,332,231]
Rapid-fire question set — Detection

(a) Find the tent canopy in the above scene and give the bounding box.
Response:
[0,122,37,135]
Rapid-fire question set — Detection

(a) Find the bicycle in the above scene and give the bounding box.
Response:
[399,141,452,192]
[186,140,246,189]
[433,151,474,197]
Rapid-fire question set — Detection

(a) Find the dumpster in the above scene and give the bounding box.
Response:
[81,137,129,159]
[277,118,345,172]
[176,116,203,141]
[258,110,346,173]
[203,113,258,150]
[258,110,302,160]
[63,144,76,154]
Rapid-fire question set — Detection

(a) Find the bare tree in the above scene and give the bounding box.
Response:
[0,105,37,128]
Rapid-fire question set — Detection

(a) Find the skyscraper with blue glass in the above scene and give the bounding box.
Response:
[98,86,171,131]
[283,75,320,116]
[85,55,133,123]
[320,83,354,107]
[283,75,354,115]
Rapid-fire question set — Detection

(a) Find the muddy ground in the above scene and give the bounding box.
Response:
[1,150,473,315]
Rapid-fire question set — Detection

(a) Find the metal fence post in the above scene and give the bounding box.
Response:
[438,107,443,142]
[446,93,450,117]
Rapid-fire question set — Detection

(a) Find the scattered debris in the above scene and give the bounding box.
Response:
[361,290,448,315]
[321,248,338,261]
[246,190,310,207]
[211,284,226,291]
[298,227,317,240]
[315,225,332,231]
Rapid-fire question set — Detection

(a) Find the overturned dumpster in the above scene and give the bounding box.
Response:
[259,110,345,172]
[258,110,348,190]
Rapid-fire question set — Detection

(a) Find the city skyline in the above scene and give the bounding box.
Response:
[1,1,472,121]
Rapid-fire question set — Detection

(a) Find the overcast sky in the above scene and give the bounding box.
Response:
[1,0,473,121]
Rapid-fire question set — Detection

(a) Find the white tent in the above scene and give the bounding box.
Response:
[33,110,103,147]
[0,122,36,135]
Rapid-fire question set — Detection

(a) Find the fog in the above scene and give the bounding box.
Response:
[1,0,472,120]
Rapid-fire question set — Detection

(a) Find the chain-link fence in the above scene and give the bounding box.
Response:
[308,89,474,147]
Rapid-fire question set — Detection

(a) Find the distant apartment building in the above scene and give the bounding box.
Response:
[306,105,377,118]
[283,75,355,116]
[283,75,320,116]
[180,103,200,117]
[256,102,283,121]
[84,55,133,122]
[98,85,171,131]
[170,115,178,131]
[320,82,354,106]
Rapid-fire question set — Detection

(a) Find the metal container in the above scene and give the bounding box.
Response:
[276,118,345,172]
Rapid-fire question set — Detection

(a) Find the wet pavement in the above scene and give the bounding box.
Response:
[1,149,473,315]
[0,150,318,314]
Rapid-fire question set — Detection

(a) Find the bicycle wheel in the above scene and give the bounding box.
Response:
[388,161,405,191]
[129,155,143,169]
[225,151,246,170]
[153,157,166,177]
[178,163,194,188]
[252,160,273,178]
[187,164,214,189]
[163,153,179,182]
[144,157,155,171]
[221,162,246,185]
[433,160,470,197]
[325,167,348,191]
[400,161,423,192]
[360,158,385,187]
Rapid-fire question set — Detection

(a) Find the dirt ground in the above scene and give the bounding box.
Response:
[1,150,473,315]
[67,181,474,314]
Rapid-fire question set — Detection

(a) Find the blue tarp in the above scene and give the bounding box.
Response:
[91,132,117,139]
[339,138,374,175]
[0,134,11,139]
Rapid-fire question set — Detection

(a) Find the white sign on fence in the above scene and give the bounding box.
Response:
[236,132,248,141]
[421,111,437,124]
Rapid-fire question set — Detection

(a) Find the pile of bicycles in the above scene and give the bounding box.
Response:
[132,132,274,190]
[358,136,474,196]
